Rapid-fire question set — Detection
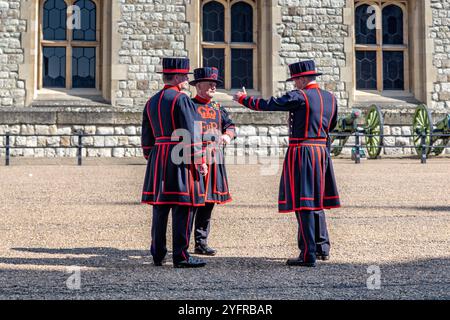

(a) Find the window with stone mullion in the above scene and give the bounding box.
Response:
[354,0,406,91]
[41,0,98,89]
[202,0,255,90]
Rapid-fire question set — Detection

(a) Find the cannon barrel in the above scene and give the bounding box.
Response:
[337,108,362,132]
[434,114,450,133]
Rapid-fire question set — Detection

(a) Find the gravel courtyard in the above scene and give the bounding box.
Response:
[0,157,449,299]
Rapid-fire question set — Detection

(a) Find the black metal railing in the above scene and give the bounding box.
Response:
[0,131,449,166]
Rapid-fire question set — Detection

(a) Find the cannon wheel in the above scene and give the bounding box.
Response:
[433,138,449,156]
[331,136,350,156]
[365,105,384,159]
[412,104,433,156]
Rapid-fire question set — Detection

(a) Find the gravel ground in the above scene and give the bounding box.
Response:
[0,157,449,300]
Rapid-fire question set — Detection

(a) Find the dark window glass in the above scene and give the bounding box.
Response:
[231,49,253,89]
[355,4,376,45]
[72,47,96,88]
[203,48,225,89]
[73,0,97,41]
[231,2,253,42]
[383,51,404,90]
[202,1,224,42]
[43,47,66,88]
[382,5,403,45]
[43,0,67,40]
[356,51,377,90]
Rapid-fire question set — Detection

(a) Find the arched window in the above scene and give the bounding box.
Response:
[201,0,257,90]
[354,1,408,92]
[40,0,100,90]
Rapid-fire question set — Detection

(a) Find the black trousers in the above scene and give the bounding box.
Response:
[295,210,330,263]
[150,205,195,263]
[193,202,215,247]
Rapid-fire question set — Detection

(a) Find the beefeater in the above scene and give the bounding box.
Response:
[141,57,208,268]
[233,60,340,267]
[189,67,236,256]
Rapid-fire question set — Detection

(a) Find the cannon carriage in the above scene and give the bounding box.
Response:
[330,105,384,159]
[412,104,450,156]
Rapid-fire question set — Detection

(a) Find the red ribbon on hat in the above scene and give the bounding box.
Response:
[290,70,318,78]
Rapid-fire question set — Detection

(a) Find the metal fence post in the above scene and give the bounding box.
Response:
[354,132,361,164]
[420,133,427,164]
[77,131,83,166]
[5,132,10,166]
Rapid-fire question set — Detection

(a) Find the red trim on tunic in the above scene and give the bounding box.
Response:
[163,85,181,91]
[171,92,183,131]
[311,145,316,199]
[305,83,320,89]
[146,99,156,139]
[238,95,247,105]
[153,143,161,197]
[157,90,165,136]
[248,96,254,109]
[142,201,206,207]
[299,90,310,138]
[205,197,233,205]
[316,88,324,137]
[255,98,260,111]
[327,95,336,132]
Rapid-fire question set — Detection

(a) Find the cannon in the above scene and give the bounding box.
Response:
[412,104,450,156]
[330,105,384,159]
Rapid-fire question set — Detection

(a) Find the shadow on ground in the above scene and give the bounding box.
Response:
[0,247,448,300]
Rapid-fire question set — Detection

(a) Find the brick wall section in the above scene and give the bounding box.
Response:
[0,1,26,107]
[277,0,348,108]
[115,0,190,108]
[430,0,450,110]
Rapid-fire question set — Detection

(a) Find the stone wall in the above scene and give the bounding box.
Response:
[1,108,449,159]
[115,0,190,108]
[277,0,348,108]
[0,0,26,108]
[430,0,450,110]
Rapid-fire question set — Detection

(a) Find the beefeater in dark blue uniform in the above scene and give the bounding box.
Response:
[233,60,340,267]
[141,57,208,268]
[189,67,236,256]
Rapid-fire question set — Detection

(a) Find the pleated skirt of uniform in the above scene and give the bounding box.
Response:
[278,141,340,213]
[141,143,206,206]
[204,146,232,204]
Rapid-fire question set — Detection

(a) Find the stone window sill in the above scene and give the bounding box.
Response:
[354,90,420,105]
[33,88,111,108]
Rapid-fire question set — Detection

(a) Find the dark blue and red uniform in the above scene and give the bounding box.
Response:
[141,86,206,207]
[141,85,206,264]
[191,95,236,248]
[238,82,340,262]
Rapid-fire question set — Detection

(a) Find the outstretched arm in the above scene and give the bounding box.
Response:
[233,90,305,112]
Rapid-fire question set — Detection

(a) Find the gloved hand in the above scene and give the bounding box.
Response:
[219,134,231,146]
[199,163,208,177]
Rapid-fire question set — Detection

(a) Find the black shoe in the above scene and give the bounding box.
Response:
[153,257,166,266]
[316,254,330,261]
[173,256,206,268]
[286,258,316,267]
[194,245,217,256]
